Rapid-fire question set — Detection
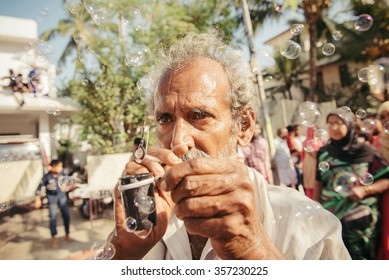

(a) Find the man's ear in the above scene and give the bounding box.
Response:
[237,110,255,147]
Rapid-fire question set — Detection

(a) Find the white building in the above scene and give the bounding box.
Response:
[0,15,80,160]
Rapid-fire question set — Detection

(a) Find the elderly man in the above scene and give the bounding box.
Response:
[110,31,350,260]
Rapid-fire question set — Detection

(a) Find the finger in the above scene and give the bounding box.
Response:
[147,147,183,166]
[162,158,244,191]
[175,191,253,220]
[171,173,250,204]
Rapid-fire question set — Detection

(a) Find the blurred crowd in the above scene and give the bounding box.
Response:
[240,101,389,260]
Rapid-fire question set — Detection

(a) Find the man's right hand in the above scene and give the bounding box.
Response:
[111,147,182,259]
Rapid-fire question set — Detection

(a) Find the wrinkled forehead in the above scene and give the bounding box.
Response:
[156,56,230,97]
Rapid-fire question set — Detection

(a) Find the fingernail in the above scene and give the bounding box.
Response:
[169,153,182,163]
[160,180,167,191]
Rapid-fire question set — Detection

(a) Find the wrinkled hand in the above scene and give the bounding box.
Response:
[162,158,284,260]
[111,147,182,259]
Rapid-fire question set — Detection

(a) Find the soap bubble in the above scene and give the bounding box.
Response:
[81,79,89,86]
[384,121,389,134]
[318,161,330,172]
[314,128,329,143]
[354,14,374,32]
[333,172,357,196]
[358,67,373,83]
[90,241,115,260]
[298,103,321,127]
[125,44,152,67]
[45,102,58,115]
[134,195,156,214]
[355,108,367,119]
[11,73,17,80]
[322,43,335,56]
[0,202,8,212]
[303,139,316,153]
[332,30,343,41]
[95,81,106,91]
[280,40,302,60]
[358,173,374,186]
[73,33,82,44]
[264,75,273,82]
[290,23,304,36]
[124,216,137,232]
[136,77,152,91]
[360,119,376,134]
[30,74,40,86]
[67,0,82,14]
[337,106,355,121]
[58,176,74,192]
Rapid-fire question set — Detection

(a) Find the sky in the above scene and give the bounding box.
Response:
[0,0,352,88]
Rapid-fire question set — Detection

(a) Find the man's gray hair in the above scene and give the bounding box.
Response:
[146,30,259,131]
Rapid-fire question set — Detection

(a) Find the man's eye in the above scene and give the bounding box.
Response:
[192,110,208,120]
[157,114,173,124]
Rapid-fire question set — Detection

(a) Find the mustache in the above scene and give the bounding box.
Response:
[180,148,211,161]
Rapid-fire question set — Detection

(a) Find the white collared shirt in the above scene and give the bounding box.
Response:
[143,168,351,260]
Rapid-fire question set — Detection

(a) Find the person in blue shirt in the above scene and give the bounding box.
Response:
[34,159,72,248]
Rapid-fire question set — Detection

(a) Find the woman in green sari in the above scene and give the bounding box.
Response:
[314,110,389,259]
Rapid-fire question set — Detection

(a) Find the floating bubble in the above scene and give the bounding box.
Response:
[290,23,304,36]
[337,106,355,121]
[384,121,389,134]
[73,33,82,44]
[303,139,316,153]
[280,40,302,60]
[31,74,40,86]
[67,0,82,14]
[360,119,376,133]
[36,7,50,23]
[322,43,335,56]
[125,44,152,67]
[134,195,156,214]
[52,108,61,116]
[354,14,374,32]
[264,75,273,82]
[45,102,58,115]
[358,67,373,83]
[332,30,343,41]
[85,4,108,26]
[318,161,330,172]
[314,128,329,143]
[274,3,282,13]
[58,176,74,192]
[81,79,89,86]
[136,77,152,91]
[90,241,116,260]
[301,110,321,127]
[355,108,367,119]
[11,74,17,80]
[333,172,357,196]
[124,216,137,232]
[95,81,106,91]
[358,173,374,186]
[298,101,317,114]
[0,203,8,212]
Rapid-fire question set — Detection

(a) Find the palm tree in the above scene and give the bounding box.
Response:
[246,0,332,101]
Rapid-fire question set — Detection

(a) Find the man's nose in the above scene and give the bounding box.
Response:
[170,119,194,158]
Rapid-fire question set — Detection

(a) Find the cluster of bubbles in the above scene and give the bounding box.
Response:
[290,23,304,36]
[90,231,116,260]
[357,64,385,86]
[58,176,74,192]
[45,102,61,116]
[333,171,375,196]
[35,7,50,23]
[337,105,379,134]
[24,39,54,65]
[0,202,8,212]
[271,201,322,224]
